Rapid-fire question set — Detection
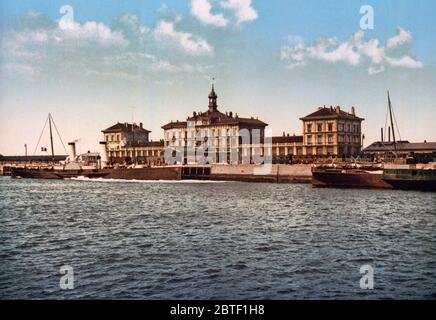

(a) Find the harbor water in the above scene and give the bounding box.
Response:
[0,176,435,299]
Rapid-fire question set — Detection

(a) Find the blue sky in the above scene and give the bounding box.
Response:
[1,0,435,155]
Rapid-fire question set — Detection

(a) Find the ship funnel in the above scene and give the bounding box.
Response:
[99,141,109,168]
[68,142,76,162]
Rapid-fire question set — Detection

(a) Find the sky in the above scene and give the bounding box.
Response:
[0,0,435,155]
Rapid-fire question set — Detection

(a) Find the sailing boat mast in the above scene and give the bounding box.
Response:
[48,113,55,161]
[387,91,397,154]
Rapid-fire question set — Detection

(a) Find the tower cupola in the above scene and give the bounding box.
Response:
[208,84,218,112]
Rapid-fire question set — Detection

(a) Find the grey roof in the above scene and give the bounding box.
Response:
[300,106,364,121]
[102,122,151,133]
[363,141,436,153]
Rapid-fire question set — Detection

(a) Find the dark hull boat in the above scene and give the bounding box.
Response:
[10,166,184,181]
[311,167,393,189]
[11,167,60,179]
[382,168,436,191]
[10,167,108,179]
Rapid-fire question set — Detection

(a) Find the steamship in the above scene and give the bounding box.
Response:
[10,114,108,179]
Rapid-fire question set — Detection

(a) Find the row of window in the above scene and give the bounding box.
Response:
[166,129,240,141]
[306,122,360,133]
[338,123,360,133]
[106,134,121,142]
[306,123,334,133]
[306,147,335,155]
[307,134,334,145]
[338,135,361,143]
[109,150,161,157]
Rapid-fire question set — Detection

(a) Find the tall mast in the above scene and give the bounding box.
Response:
[48,113,55,161]
[387,91,397,153]
[132,123,136,165]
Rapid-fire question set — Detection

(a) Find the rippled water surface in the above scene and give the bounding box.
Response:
[0,176,435,299]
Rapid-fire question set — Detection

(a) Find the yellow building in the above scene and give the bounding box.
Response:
[162,85,268,164]
[300,106,364,157]
[102,122,164,165]
[271,133,304,163]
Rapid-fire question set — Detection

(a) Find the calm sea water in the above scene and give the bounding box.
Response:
[0,176,435,299]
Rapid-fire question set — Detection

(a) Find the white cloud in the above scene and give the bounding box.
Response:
[386,55,423,68]
[57,19,127,45]
[1,12,213,82]
[154,20,213,55]
[368,65,385,75]
[191,0,228,27]
[280,28,423,75]
[5,17,127,49]
[387,27,412,48]
[100,52,210,75]
[117,14,150,35]
[1,62,38,78]
[220,0,258,25]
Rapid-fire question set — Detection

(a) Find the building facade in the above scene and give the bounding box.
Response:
[102,122,150,151]
[363,140,436,162]
[271,133,304,163]
[162,85,268,165]
[102,122,164,165]
[300,106,364,157]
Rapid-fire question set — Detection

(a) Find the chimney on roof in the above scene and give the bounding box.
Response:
[335,106,341,114]
[193,111,197,117]
[351,106,355,116]
[235,113,238,118]
[287,133,290,137]
[330,105,333,111]
[229,111,233,117]
[139,122,143,129]
[125,122,128,127]
[282,131,285,137]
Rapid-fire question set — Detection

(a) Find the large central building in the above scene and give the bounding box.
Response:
[162,85,268,164]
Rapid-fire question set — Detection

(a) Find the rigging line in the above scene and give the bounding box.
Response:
[392,108,402,142]
[50,114,69,155]
[33,114,49,155]
[383,101,389,144]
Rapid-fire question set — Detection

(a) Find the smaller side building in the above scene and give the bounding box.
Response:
[102,122,164,165]
[271,133,304,163]
[300,106,364,157]
[102,122,150,151]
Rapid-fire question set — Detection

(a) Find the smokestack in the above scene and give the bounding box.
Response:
[381,128,384,142]
[99,141,108,168]
[388,126,391,142]
[68,142,76,162]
